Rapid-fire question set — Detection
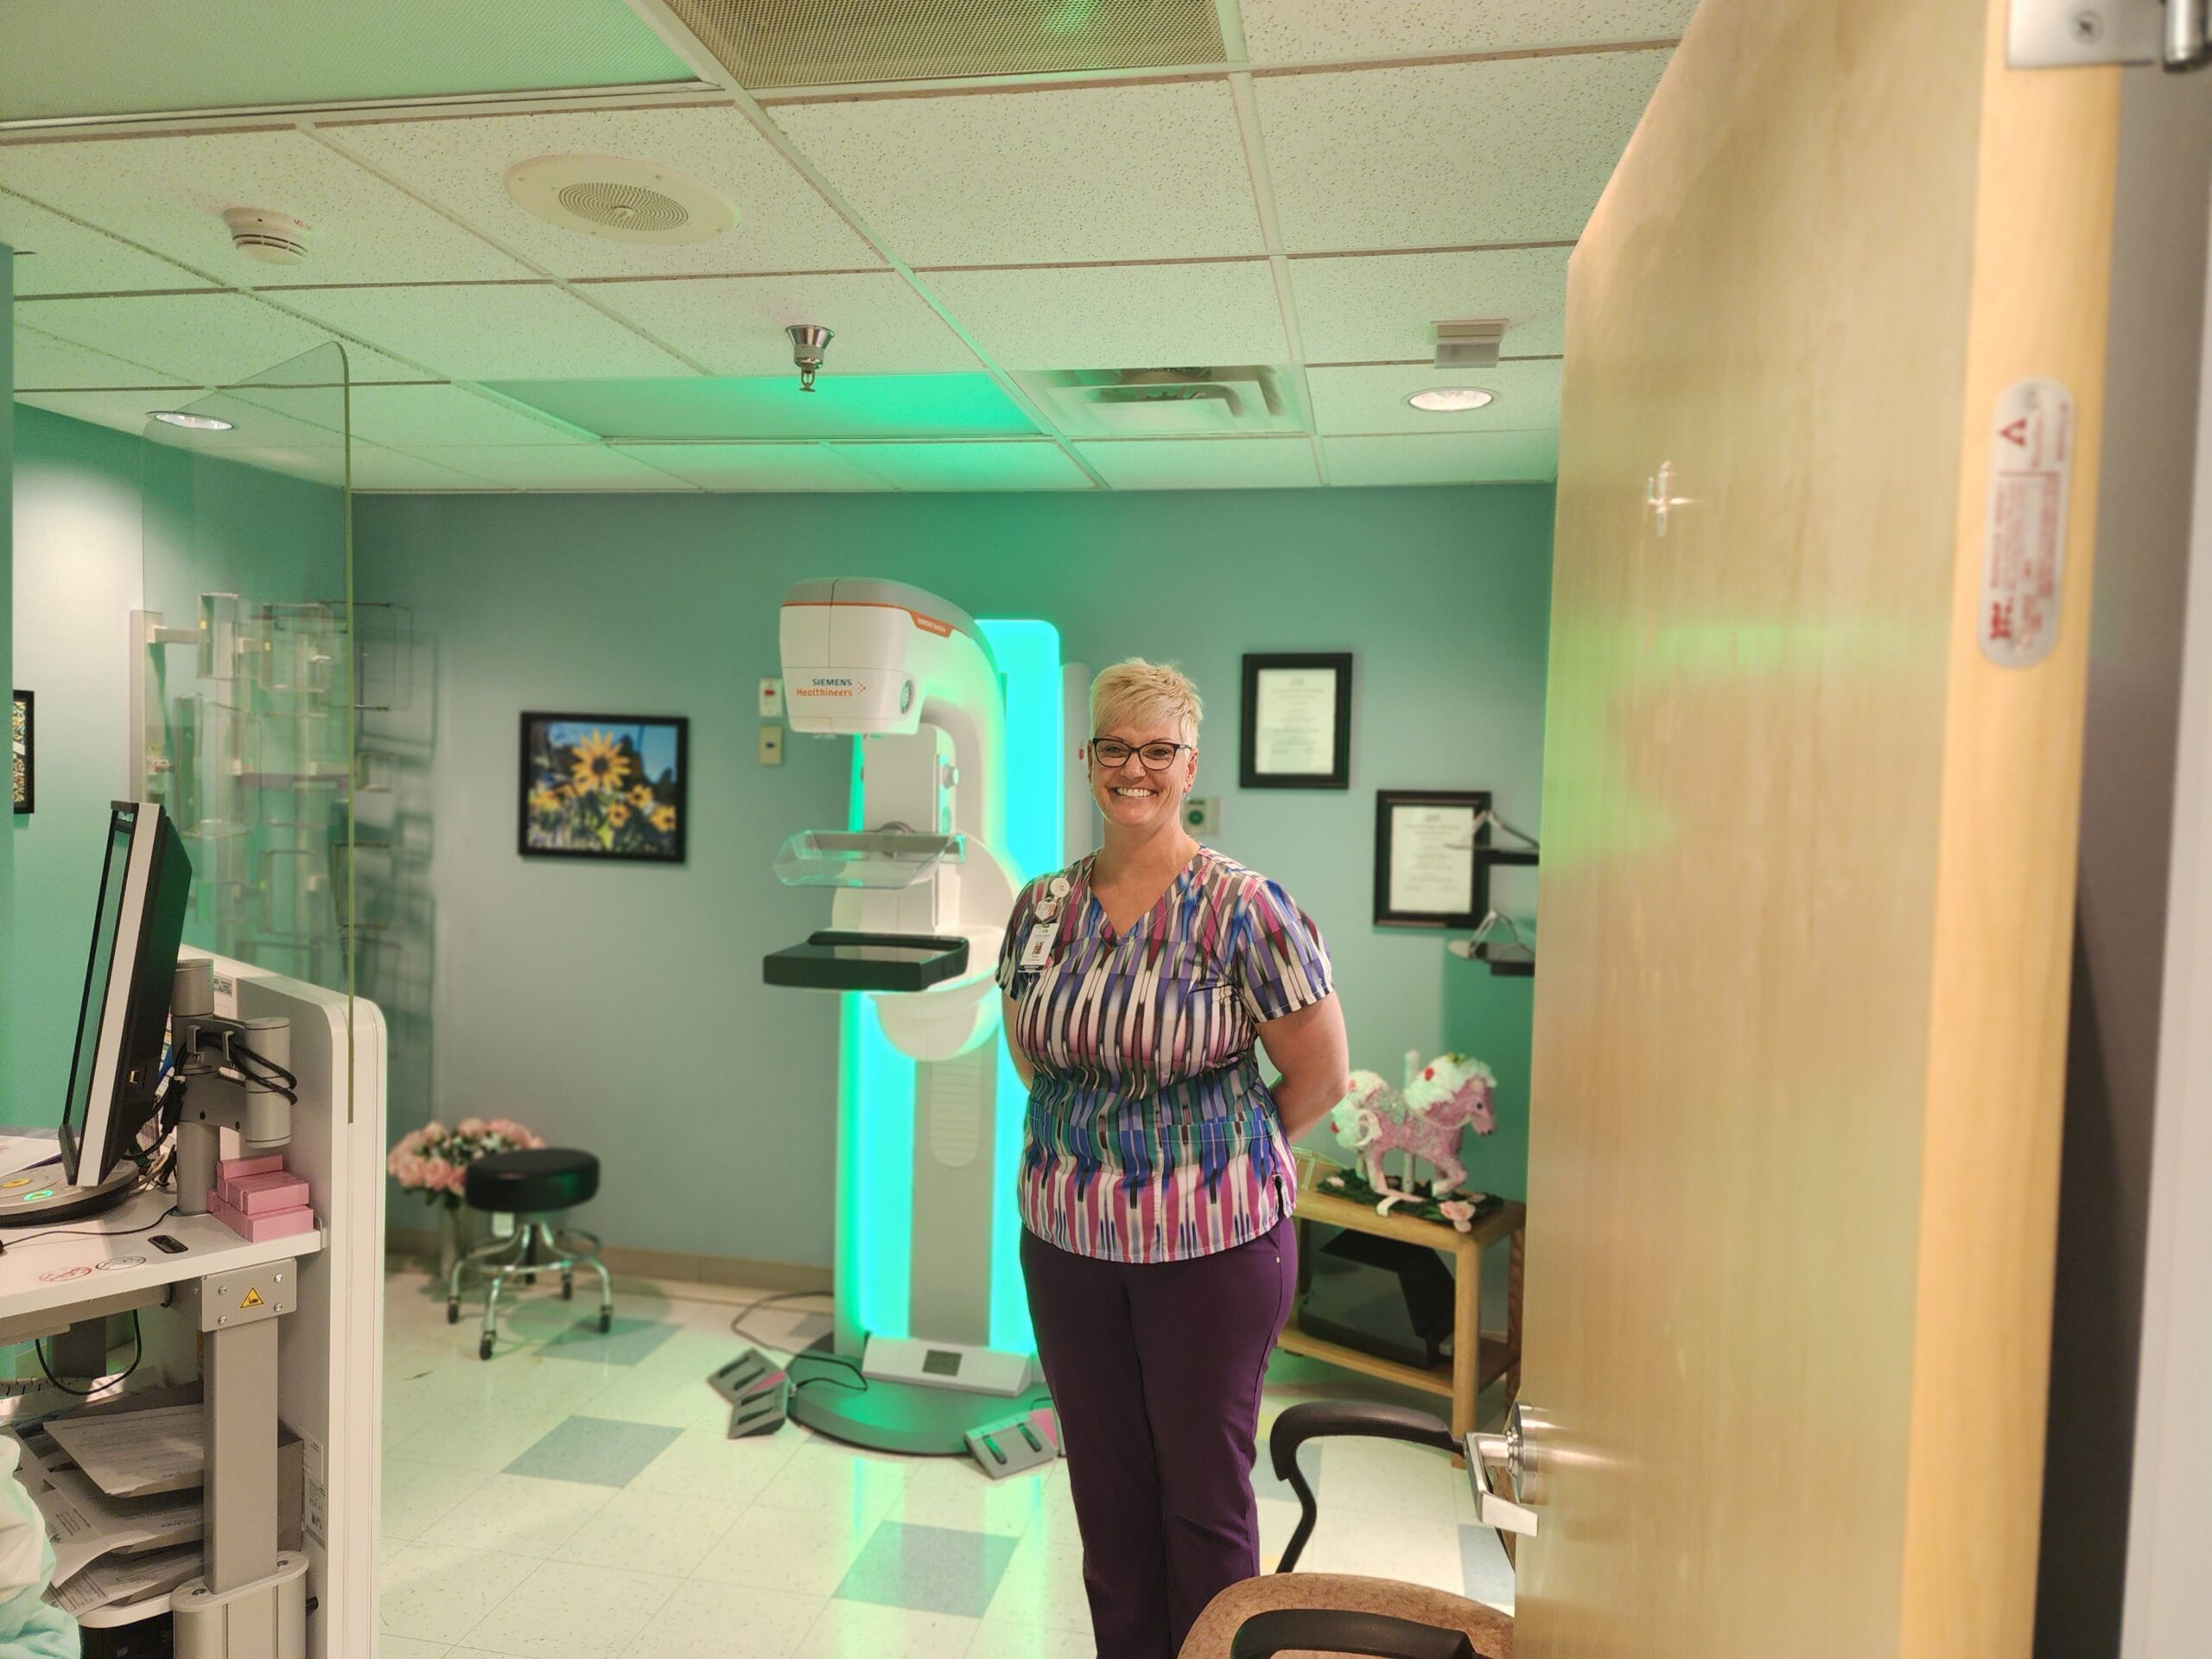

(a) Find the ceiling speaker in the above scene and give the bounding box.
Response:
[505,156,738,245]
[657,0,1226,89]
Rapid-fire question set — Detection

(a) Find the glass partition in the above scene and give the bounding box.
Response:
[137,344,357,1060]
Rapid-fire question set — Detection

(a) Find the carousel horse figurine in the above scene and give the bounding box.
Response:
[1328,1049,1498,1198]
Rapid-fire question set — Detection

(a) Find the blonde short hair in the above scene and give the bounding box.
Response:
[1090,658,1203,744]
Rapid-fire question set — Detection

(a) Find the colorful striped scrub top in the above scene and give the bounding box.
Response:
[996,847,1334,1264]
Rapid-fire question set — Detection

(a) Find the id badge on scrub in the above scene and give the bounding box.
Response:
[1020,920,1059,969]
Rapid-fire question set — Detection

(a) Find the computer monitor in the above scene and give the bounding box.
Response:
[59,801,193,1189]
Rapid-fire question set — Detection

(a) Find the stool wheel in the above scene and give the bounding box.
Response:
[446,1299,458,1325]
[479,1332,494,1361]
[598,1309,612,1334]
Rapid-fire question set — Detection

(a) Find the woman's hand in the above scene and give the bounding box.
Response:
[1002,994,1035,1089]
[1258,993,1350,1140]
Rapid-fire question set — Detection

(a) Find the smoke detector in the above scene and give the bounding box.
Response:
[505,156,738,245]
[222,207,309,264]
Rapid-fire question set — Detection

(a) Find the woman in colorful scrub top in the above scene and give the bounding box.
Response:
[998,658,1350,1659]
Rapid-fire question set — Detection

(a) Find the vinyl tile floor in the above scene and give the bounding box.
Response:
[380,1270,1514,1658]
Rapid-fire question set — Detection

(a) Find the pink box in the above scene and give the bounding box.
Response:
[226,1172,310,1216]
[208,1192,317,1243]
[218,1155,285,1183]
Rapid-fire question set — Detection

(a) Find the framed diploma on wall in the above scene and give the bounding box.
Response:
[1240,652,1352,790]
[1374,789,1491,928]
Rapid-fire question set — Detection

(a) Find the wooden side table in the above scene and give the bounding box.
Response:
[1281,1185,1527,1443]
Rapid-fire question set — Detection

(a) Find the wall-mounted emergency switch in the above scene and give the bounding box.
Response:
[759,725,785,766]
[759,677,785,720]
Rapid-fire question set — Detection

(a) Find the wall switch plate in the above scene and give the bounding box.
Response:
[1183,797,1220,836]
[758,677,785,719]
[759,725,785,766]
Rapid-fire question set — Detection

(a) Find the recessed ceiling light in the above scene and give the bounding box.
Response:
[1406,388,1496,413]
[149,411,234,431]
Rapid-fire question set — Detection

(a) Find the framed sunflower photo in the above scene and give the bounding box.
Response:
[519,712,689,864]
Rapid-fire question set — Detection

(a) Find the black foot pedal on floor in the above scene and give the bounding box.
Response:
[709,1347,791,1438]
[966,1407,1060,1480]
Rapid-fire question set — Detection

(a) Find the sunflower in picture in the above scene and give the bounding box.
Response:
[608,800,632,829]
[627,784,654,809]
[569,729,631,795]
[528,784,562,814]
[651,804,677,834]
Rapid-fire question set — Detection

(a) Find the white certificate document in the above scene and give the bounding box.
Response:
[1253,667,1339,776]
[1388,804,1478,915]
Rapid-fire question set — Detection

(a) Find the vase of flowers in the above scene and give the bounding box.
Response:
[389,1116,546,1281]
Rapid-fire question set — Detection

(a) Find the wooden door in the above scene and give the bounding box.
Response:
[1518,1,2121,1655]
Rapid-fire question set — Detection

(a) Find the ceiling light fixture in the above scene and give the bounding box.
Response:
[1407,388,1496,413]
[149,410,234,431]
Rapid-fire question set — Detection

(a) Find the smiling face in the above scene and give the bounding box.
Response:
[1088,714,1198,839]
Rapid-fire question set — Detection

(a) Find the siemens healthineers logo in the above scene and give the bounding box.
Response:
[794,677,864,698]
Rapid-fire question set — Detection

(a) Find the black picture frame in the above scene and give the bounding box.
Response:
[518,712,689,864]
[10,690,32,816]
[1240,652,1352,790]
[1373,789,1491,928]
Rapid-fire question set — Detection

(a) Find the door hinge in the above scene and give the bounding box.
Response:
[2011,0,2211,70]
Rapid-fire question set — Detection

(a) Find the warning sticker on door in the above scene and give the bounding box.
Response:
[1980,377,2075,668]
[240,1287,264,1309]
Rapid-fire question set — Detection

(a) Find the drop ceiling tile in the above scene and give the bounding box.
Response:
[1307,360,1561,435]
[830,442,1092,492]
[0,130,532,286]
[926,261,1287,371]
[346,383,594,448]
[22,293,417,385]
[392,443,693,491]
[774,81,1264,266]
[277,283,690,379]
[346,442,502,491]
[1,193,215,296]
[1322,430,1558,486]
[1076,436,1319,490]
[328,106,880,278]
[1256,50,1671,251]
[13,387,197,435]
[1240,1,1698,65]
[12,319,189,389]
[1293,246,1571,362]
[608,443,891,492]
[586,272,976,375]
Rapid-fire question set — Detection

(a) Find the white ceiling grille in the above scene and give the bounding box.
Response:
[656,0,1227,89]
[1013,366,1306,436]
[556,181,692,232]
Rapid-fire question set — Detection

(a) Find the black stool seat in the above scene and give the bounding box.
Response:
[465,1147,599,1214]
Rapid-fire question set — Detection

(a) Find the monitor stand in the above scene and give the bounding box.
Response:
[0,1161,144,1228]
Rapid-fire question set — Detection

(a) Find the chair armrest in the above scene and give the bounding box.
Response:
[1230,1609,1477,1659]
[1270,1402,1458,1573]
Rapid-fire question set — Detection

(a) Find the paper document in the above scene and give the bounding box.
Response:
[1252,667,1338,776]
[1388,804,1478,915]
[46,1405,207,1498]
[10,1433,204,1586]
[44,1544,201,1618]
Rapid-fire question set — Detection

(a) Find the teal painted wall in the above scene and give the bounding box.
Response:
[5,405,345,1122]
[355,485,1553,1265]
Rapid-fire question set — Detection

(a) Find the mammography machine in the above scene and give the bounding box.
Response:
[765,578,1057,1452]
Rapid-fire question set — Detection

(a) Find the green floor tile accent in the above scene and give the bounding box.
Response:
[833,1522,1020,1618]
[505,1415,682,1486]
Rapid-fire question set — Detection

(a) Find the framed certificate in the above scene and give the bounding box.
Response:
[1240,652,1352,790]
[1374,790,1491,928]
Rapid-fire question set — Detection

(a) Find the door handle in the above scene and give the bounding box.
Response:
[1464,1402,1539,1535]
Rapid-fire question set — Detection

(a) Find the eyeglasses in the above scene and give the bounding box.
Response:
[1090,737,1193,771]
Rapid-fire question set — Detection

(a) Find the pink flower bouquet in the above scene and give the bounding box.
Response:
[387,1116,545,1210]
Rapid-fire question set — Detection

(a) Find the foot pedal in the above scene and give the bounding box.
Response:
[965,1408,1060,1480]
[709,1347,791,1439]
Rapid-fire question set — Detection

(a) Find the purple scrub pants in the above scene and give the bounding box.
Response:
[1021,1215,1298,1659]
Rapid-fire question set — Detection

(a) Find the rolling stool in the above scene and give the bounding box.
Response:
[446,1147,613,1360]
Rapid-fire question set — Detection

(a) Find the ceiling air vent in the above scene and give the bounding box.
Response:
[505,156,738,245]
[1013,367,1306,438]
[656,0,1226,89]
